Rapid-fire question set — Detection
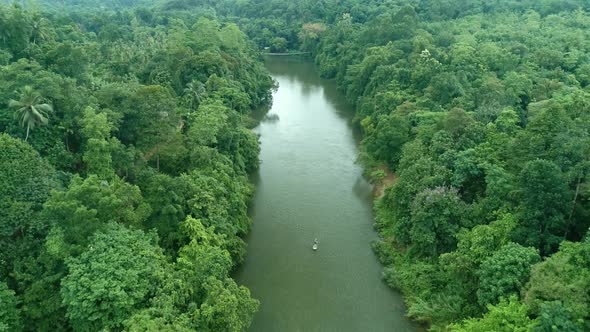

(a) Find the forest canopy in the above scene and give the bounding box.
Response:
[0,1,274,330]
[2,0,590,331]
[300,1,589,330]
[178,0,588,330]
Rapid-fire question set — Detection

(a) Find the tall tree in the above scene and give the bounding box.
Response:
[514,159,571,254]
[80,107,117,180]
[9,86,52,141]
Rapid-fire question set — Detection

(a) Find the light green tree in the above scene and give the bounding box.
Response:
[80,107,117,180]
[523,238,590,326]
[196,277,259,332]
[0,281,20,332]
[449,296,534,332]
[61,223,168,331]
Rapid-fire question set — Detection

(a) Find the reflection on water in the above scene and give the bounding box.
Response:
[352,175,373,202]
[235,56,417,332]
[261,113,280,123]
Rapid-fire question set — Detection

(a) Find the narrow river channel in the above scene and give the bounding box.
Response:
[235,56,416,332]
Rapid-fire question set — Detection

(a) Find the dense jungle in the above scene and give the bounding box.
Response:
[1,0,589,331]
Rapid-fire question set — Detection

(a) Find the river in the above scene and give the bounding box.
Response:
[235,56,416,332]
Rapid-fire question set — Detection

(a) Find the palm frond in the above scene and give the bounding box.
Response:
[21,112,31,128]
[35,103,53,115]
[8,99,23,108]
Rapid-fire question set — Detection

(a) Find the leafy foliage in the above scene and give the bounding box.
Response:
[476,243,540,306]
[3,0,590,330]
[61,224,168,331]
[449,296,534,332]
[0,2,272,330]
[0,281,20,332]
[196,277,259,332]
[214,0,590,329]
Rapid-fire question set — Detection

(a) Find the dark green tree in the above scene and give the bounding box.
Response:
[409,186,467,257]
[514,159,571,254]
[533,301,585,332]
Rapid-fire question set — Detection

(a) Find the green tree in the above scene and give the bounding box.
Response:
[9,86,53,141]
[0,134,56,280]
[449,296,534,332]
[523,238,590,326]
[137,171,187,253]
[0,133,56,206]
[364,113,411,167]
[42,175,151,256]
[0,281,20,332]
[80,107,117,180]
[440,214,517,292]
[533,301,585,332]
[476,243,540,306]
[180,165,252,263]
[377,141,451,247]
[409,186,467,257]
[176,216,233,301]
[123,85,182,171]
[43,42,89,80]
[269,36,287,53]
[298,22,326,53]
[61,223,168,331]
[30,16,54,45]
[196,277,259,332]
[183,80,206,110]
[514,159,571,254]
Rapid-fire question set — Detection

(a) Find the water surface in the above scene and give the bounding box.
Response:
[235,57,416,332]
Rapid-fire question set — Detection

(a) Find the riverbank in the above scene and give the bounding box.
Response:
[371,165,398,199]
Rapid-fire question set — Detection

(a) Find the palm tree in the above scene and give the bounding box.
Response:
[9,86,53,141]
[30,17,53,45]
[183,80,206,111]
